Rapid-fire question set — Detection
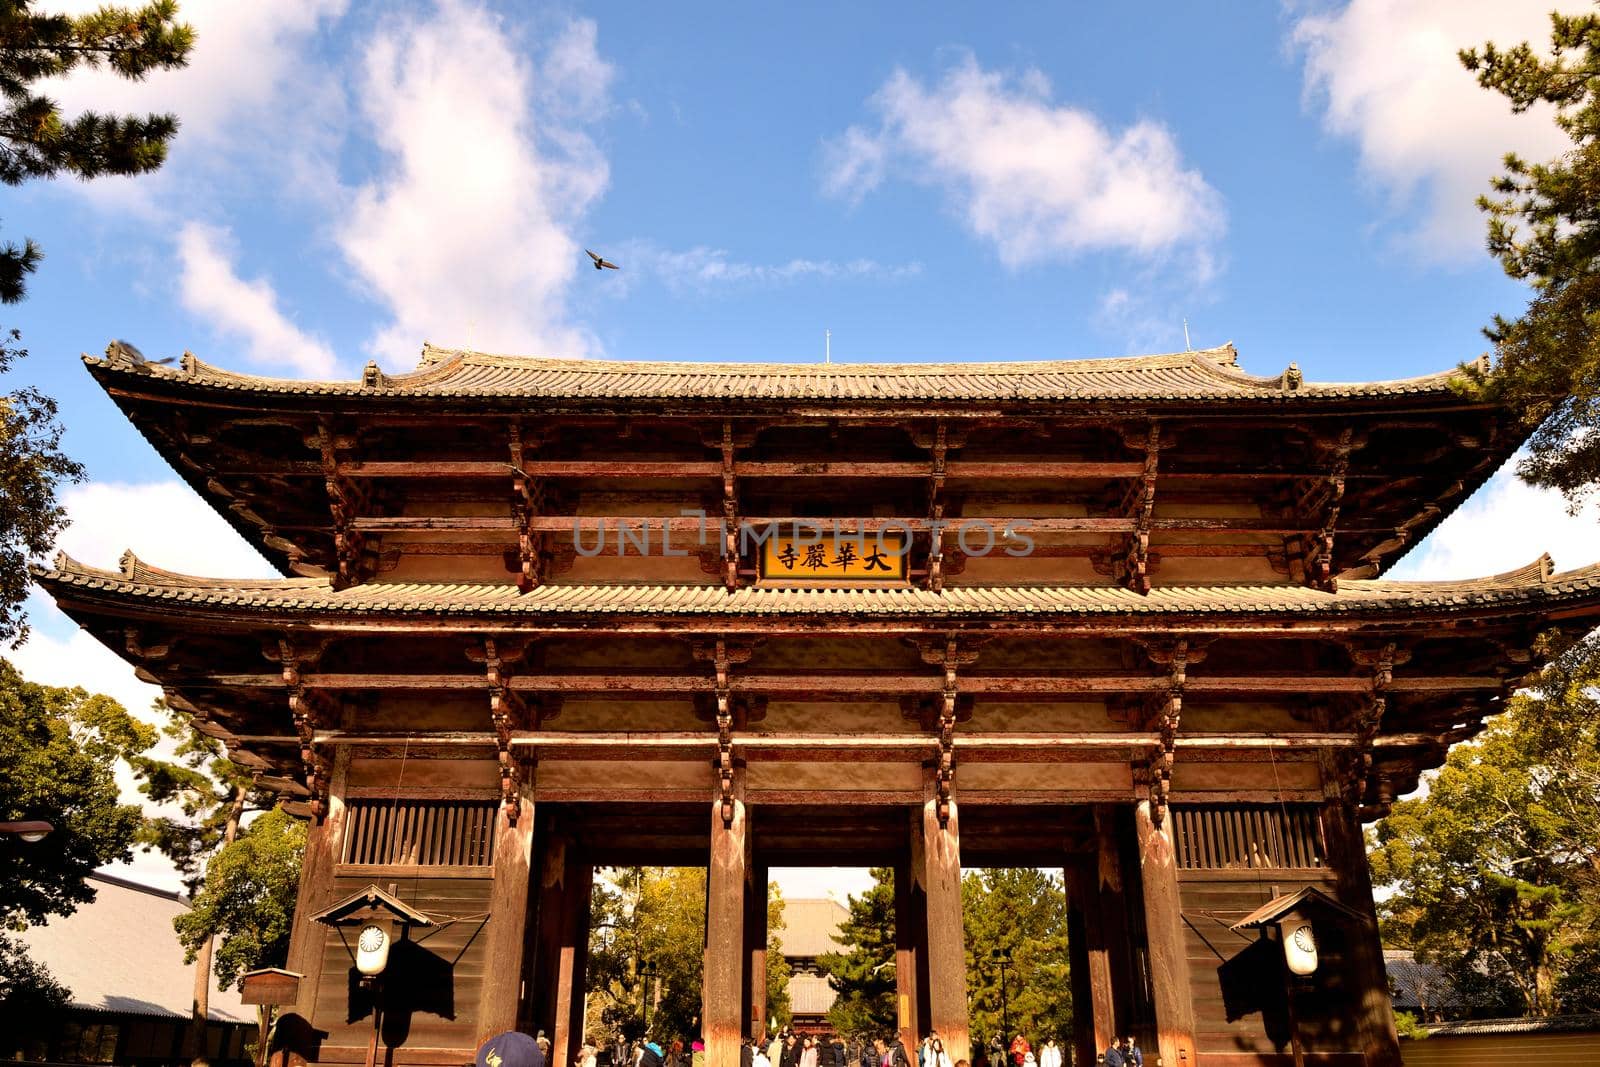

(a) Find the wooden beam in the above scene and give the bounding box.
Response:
[1134,797,1197,1067]
[704,774,748,1067]
[1320,793,1402,1067]
[918,769,969,1063]
[478,767,536,1041]
[283,747,349,1022]
[201,671,1507,697]
[340,514,1410,535]
[894,855,926,1051]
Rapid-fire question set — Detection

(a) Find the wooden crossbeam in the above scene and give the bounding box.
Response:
[172,670,1506,695]
[343,514,1408,535]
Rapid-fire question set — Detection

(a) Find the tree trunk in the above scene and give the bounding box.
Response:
[189,784,248,1066]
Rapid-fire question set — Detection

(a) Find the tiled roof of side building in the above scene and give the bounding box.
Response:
[13,873,254,1023]
[778,898,849,958]
[32,552,1600,620]
[83,341,1485,404]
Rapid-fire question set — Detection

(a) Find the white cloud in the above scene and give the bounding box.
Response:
[1292,0,1575,259]
[337,2,612,366]
[633,245,922,293]
[823,57,1225,269]
[176,223,339,377]
[1388,463,1600,580]
[44,0,347,145]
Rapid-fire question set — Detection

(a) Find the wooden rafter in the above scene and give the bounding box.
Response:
[1297,428,1359,591]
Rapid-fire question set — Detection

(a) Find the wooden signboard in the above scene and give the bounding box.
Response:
[240,968,303,1006]
[758,529,908,583]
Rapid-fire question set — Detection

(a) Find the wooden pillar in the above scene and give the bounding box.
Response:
[283,748,350,1025]
[916,772,968,1063]
[479,768,537,1042]
[893,855,926,1050]
[744,862,769,1041]
[554,861,594,1067]
[1134,800,1196,1067]
[1065,859,1113,1066]
[1321,798,1401,1067]
[536,833,591,1067]
[704,774,748,1067]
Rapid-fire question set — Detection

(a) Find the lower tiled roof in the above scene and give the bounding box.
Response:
[32,553,1600,621]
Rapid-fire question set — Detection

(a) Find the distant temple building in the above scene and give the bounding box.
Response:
[37,341,1600,1067]
[780,899,849,1031]
[10,873,254,1067]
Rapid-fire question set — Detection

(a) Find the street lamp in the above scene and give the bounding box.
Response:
[989,948,1013,1044]
[640,960,659,1031]
[0,820,53,843]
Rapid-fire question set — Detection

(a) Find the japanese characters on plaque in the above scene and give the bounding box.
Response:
[757,528,909,584]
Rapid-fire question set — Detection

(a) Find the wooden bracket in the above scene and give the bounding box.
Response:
[510,419,548,592]
[695,639,756,825]
[1344,641,1402,807]
[927,419,950,592]
[720,420,740,591]
[1114,422,1161,595]
[1140,638,1188,827]
[914,635,980,826]
[1298,427,1357,592]
[278,636,337,822]
[477,637,534,823]
[314,419,371,590]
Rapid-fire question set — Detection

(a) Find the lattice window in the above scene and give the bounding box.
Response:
[342,798,498,866]
[1172,803,1324,870]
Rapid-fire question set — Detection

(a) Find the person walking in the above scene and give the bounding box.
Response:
[930,1038,953,1067]
[1100,1042,1123,1067]
[1118,1038,1141,1067]
[801,1037,820,1067]
[1008,1036,1029,1067]
[1038,1039,1061,1067]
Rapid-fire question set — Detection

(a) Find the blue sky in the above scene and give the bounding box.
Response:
[7,0,1600,894]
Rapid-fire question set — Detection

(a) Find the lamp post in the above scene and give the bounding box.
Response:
[640,960,659,1032]
[0,820,53,843]
[990,948,1013,1044]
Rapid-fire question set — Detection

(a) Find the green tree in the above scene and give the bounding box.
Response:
[1370,634,1600,1016]
[1457,9,1600,506]
[766,884,793,1031]
[585,867,710,1043]
[0,929,69,1058]
[0,1,191,643]
[0,0,193,300]
[172,807,305,1067]
[817,868,897,1039]
[0,657,154,925]
[962,869,1071,1047]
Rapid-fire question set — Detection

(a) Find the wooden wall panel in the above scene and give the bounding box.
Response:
[312,874,494,1060]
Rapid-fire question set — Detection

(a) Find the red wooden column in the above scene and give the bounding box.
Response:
[704,772,748,1067]
[1321,798,1402,1067]
[744,862,770,1042]
[915,771,969,1063]
[478,767,537,1041]
[284,747,350,1027]
[555,860,595,1067]
[893,854,927,1050]
[534,819,591,1067]
[1065,858,1114,1065]
[1134,799,1196,1067]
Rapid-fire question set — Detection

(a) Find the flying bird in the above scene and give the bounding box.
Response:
[586,249,620,271]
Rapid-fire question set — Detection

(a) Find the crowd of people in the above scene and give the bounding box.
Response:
[480,1027,1145,1067]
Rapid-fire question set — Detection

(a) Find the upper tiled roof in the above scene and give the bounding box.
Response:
[33,552,1600,620]
[779,899,849,958]
[85,341,1482,405]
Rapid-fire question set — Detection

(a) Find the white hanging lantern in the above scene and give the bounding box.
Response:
[356,923,391,976]
[1281,919,1318,976]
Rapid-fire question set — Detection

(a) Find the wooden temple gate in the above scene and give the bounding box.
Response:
[37,341,1600,1067]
